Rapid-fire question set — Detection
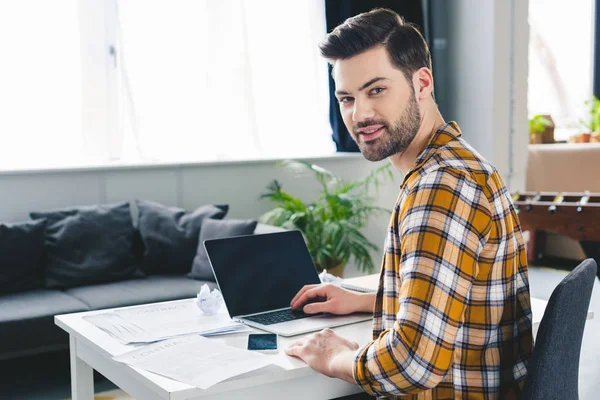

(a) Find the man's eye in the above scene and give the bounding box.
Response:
[338,97,353,104]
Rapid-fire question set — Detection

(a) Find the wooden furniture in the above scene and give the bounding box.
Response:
[526,143,600,261]
[512,191,600,267]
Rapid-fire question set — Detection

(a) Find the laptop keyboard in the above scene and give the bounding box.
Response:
[244,308,315,325]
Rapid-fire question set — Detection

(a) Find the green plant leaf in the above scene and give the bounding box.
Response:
[260,179,307,212]
[277,159,340,192]
[258,207,295,228]
[529,114,552,134]
[578,96,600,132]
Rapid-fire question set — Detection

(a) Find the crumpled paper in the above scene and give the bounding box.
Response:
[319,269,343,286]
[196,284,224,315]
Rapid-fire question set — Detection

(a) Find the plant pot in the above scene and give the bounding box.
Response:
[530,132,544,144]
[541,114,555,143]
[576,133,591,143]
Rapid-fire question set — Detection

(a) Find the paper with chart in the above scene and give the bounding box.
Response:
[84,299,248,344]
[113,335,274,389]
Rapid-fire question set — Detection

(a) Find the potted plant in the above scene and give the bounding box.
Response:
[578,96,600,143]
[529,114,553,144]
[258,160,394,276]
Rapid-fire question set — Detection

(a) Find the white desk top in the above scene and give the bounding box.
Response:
[55,301,372,399]
[55,274,593,398]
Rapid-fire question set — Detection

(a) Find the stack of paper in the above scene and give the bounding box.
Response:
[84,299,248,344]
[113,335,276,389]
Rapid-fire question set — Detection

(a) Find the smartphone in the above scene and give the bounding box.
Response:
[247,333,278,354]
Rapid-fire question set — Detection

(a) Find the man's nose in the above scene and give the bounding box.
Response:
[352,100,375,123]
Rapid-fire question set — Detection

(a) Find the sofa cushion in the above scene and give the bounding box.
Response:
[0,290,90,356]
[30,202,143,289]
[136,200,228,275]
[65,275,217,310]
[188,218,258,281]
[0,219,47,295]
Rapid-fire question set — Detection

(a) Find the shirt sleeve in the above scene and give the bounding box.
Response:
[353,168,492,397]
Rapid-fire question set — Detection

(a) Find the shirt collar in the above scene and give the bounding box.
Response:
[401,121,462,185]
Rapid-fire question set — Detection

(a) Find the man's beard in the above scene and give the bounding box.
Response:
[353,91,421,162]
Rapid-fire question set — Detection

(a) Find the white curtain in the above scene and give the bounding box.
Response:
[116,0,335,163]
[528,0,594,140]
[0,1,83,170]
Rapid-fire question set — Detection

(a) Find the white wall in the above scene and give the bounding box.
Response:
[445,0,529,191]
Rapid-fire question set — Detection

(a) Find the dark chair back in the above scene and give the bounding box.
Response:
[521,258,597,399]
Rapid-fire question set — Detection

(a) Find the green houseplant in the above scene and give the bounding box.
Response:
[577,96,600,142]
[582,95,600,133]
[258,160,394,276]
[528,114,553,144]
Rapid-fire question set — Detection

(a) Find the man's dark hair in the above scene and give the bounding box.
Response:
[319,8,432,83]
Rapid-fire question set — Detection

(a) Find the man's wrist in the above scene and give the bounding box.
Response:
[329,348,358,383]
[357,292,376,313]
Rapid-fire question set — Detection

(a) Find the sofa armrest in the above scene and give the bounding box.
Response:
[254,223,287,234]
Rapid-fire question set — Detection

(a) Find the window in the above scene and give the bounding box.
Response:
[0,1,83,169]
[0,0,334,170]
[528,0,595,141]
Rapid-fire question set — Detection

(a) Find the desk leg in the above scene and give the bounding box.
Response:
[69,336,94,400]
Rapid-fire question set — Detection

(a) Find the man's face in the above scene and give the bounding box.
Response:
[333,46,421,161]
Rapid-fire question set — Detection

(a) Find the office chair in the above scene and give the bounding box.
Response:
[521,258,597,399]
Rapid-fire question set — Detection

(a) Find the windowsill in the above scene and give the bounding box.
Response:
[528,141,600,149]
[0,152,364,176]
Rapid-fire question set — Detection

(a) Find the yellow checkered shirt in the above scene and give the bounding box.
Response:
[353,122,533,399]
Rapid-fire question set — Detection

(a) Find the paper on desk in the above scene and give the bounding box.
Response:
[319,269,343,285]
[113,335,274,389]
[84,299,248,344]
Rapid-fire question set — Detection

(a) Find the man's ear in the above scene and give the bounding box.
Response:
[413,67,434,100]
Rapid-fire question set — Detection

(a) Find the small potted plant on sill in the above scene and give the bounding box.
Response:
[529,114,553,144]
[578,95,600,143]
[258,159,394,277]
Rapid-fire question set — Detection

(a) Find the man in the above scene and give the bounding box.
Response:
[285,8,533,399]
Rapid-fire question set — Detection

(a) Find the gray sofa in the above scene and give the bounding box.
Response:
[0,222,279,360]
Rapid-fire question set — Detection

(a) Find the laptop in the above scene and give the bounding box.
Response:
[203,230,373,337]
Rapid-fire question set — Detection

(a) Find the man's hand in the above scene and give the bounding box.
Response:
[290,283,374,315]
[285,328,359,383]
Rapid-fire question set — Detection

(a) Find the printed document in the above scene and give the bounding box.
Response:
[84,299,246,344]
[113,335,274,389]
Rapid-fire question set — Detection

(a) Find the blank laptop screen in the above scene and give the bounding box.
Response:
[203,230,321,317]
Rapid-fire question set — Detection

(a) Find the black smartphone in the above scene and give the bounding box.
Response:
[247,333,278,353]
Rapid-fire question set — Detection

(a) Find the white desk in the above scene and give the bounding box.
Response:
[56,274,593,400]
[56,303,372,400]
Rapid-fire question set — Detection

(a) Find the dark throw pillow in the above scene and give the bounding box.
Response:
[136,200,229,275]
[187,218,258,281]
[30,202,142,289]
[0,219,47,294]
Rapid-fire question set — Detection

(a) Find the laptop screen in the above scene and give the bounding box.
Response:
[203,230,321,317]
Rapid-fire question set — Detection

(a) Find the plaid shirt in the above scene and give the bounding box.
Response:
[353,122,533,399]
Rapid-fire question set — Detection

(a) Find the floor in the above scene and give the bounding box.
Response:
[0,350,118,399]
[1,262,599,399]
